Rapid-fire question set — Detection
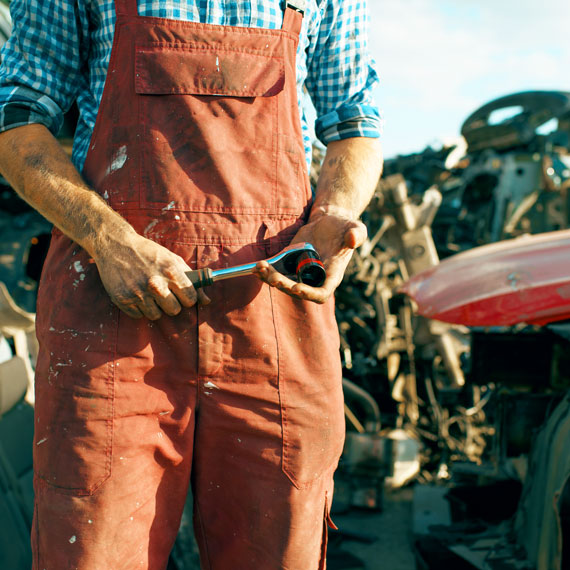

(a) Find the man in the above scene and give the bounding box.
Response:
[0,0,382,568]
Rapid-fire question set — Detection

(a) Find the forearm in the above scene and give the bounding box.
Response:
[256,136,383,302]
[0,123,136,258]
[311,137,383,220]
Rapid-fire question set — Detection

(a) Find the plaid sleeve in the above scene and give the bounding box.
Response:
[305,0,382,145]
[0,0,89,135]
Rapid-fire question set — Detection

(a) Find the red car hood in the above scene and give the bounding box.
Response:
[400,229,570,327]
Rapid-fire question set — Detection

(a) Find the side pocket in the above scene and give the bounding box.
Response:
[271,289,345,489]
[34,236,118,495]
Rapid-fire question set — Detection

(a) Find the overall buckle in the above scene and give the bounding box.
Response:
[286,0,306,15]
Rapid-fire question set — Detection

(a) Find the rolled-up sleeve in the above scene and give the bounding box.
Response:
[305,0,382,145]
[0,0,88,136]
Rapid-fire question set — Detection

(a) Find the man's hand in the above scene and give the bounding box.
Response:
[255,137,383,303]
[0,124,210,320]
[254,209,366,303]
[94,231,210,320]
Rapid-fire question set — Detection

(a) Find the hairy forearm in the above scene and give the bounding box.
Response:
[0,124,207,318]
[312,137,383,220]
[0,124,135,258]
[255,137,383,302]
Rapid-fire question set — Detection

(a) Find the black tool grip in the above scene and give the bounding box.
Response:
[186,268,214,289]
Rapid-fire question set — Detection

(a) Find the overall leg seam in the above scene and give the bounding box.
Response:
[194,499,212,570]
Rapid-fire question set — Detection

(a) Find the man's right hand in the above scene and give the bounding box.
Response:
[0,124,210,320]
[94,231,210,320]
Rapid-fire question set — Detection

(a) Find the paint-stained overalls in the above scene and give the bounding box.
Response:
[32,1,344,568]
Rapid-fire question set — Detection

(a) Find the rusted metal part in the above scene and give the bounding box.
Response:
[461,91,570,153]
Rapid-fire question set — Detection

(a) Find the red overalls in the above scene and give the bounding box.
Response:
[32,1,344,568]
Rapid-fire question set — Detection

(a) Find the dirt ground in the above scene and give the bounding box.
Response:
[328,487,416,570]
[169,486,417,570]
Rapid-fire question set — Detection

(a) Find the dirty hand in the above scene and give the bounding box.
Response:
[254,207,367,303]
[93,232,210,319]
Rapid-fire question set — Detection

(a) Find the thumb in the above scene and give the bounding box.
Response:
[344,221,367,249]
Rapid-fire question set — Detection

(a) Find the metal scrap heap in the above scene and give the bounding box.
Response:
[330,90,570,570]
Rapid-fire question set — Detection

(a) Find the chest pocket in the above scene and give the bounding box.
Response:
[131,42,302,215]
[135,43,285,97]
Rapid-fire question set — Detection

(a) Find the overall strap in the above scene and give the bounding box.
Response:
[115,0,138,17]
[282,0,305,36]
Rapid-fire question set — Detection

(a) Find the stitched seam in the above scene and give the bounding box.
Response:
[137,42,285,58]
[105,305,120,491]
[269,288,312,490]
[113,205,305,214]
[40,307,118,496]
[33,501,40,569]
[271,298,324,490]
[268,287,288,484]
[129,15,299,42]
[194,246,202,410]
[194,499,212,570]
[273,80,279,213]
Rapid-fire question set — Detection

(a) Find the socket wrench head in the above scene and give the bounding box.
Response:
[269,243,326,287]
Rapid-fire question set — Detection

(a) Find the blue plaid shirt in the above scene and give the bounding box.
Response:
[0,0,381,172]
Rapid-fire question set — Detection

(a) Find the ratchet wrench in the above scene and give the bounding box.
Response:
[186,242,326,289]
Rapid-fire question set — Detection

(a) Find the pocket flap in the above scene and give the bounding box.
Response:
[135,44,285,97]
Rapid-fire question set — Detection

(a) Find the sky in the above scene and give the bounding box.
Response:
[368,0,570,159]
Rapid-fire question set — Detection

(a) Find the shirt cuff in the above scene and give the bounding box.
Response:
[0,85,64,136]
[315,103,383,145]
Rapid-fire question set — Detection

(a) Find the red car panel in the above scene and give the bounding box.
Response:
[400,230,570,326]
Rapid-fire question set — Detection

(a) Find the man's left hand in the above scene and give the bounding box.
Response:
[254,137,383,303]
[253,210,367,304]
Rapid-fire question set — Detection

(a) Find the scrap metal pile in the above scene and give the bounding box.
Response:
[330,91,570,569]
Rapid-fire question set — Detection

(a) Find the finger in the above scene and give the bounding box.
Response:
[255,262,332,304]
[254,262,297,290]
[197,289,211,306]
[117,303,144,319]
[168,272,199,308]
[155,291,183,316]
[164,264,209,307]
[147,276,183,316]
[344,222,368,249]
[107,290,146,319]
[289,281,332,303]
[137,297,163,321]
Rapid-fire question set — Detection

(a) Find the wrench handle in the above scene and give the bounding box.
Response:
[186,268,214,289]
